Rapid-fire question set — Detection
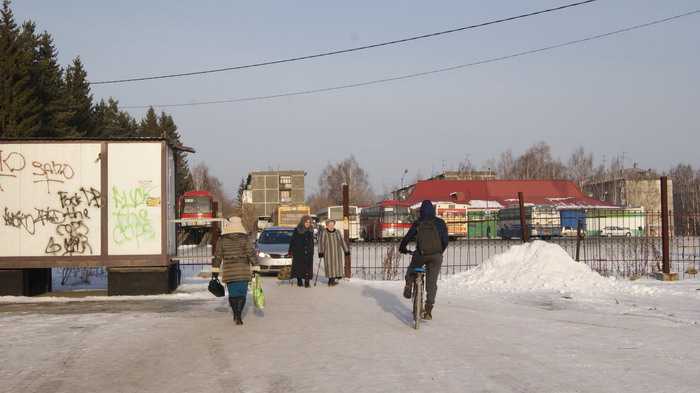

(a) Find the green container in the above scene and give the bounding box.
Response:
[468,211,498,238]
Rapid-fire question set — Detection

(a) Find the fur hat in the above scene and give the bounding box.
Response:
[221,216,247,235]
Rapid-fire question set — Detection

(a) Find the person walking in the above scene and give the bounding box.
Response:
[289,215,315,287]
[212,216,257,325]
[318,219,350,286]
[399,200,449,320]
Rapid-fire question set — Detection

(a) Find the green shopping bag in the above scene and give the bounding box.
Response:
[253,274,265,310]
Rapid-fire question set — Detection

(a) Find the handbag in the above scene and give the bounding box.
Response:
[277,265,291,280]
[253,274,265,309]
[208,277,225,297]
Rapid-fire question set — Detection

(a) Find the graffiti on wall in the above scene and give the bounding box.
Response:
[0,144,102,257]
[2,187,101,256]
[0,150,26,192]
[1,149,78,194]
[111,184,158,246]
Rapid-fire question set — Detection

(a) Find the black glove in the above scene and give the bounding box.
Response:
[344,251,351,256]
[211,272,219,279]
[318,253,324,258]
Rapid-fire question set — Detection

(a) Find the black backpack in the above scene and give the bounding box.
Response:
[417,219,442,256]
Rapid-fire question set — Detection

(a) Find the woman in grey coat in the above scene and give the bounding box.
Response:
[318,219,350,286]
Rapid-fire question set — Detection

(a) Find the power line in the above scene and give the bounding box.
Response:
[122,9,700,109]
[91,0,598,85]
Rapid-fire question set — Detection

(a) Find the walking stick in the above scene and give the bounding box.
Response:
[314,256,322,286]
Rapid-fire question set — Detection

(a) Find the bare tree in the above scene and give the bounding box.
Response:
[568,147,594,187]
[495,150,515,179]
[306,192,333,214]
[456,156,475,174]
[190,162,235,217]
[494,142,567,180]
[669,164,700,235]
[313,156,375,207]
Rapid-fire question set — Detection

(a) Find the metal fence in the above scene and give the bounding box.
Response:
[348,210,700,281]
[171,211,700,282]
[172,223,217,279]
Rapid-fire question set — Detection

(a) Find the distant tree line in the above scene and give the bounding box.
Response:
[0,0,193,197]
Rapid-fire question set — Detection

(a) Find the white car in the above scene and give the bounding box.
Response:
[255,227,294,273]
[601,226,632,237]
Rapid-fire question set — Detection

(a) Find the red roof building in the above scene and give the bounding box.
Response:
[403,180,617,210]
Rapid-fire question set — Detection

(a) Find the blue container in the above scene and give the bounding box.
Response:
[560,209,586,230]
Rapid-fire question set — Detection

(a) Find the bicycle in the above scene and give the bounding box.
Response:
[411,266,426,330]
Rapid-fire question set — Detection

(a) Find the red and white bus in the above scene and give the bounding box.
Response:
[360,200,414,241]
[178,190,215,227]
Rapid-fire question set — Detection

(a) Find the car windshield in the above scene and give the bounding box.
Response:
[258,230,294,244]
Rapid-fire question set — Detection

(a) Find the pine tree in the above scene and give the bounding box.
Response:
[64,56,93,136]
[0,1,41,137]
[139,107,160,137]
[34,31,73,136]
[93,98,138,137]
[158,111,193,197]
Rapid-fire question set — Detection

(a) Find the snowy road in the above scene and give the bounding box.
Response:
[1,277,700,393]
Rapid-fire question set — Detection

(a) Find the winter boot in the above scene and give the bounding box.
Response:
[403,283,413,299]
[422,304,433,320]
[328,278,335,287]
[304,278,310,288]
[235,297,245,325]
[228,297,238,323]
[297,278,303,287]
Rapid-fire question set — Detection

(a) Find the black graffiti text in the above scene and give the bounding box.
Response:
[32,160,75,193]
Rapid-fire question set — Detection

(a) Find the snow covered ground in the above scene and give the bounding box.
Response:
[2,242,700,393]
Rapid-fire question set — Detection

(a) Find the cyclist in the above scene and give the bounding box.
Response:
[399,200,449,320]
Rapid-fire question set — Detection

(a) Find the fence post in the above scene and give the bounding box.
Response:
[343,183,351,278]
[518,192,529,242]
[575,219,583,262]
[661,176,671,274]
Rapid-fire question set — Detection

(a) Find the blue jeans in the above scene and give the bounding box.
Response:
[226,281,248,298]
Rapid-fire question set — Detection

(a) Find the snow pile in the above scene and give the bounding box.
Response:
[446,241,659,296]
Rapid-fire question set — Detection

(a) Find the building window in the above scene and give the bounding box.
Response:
[280,175,292,189]
[280,190,292,203]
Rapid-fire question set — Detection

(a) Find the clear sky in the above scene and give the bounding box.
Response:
[13,0,700,195]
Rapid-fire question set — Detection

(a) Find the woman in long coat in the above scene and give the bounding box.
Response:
[289,215,314,287]
[212,216,256,325]
[318,219,350,286]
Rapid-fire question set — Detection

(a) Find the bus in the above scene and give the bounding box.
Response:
[178,190,215,227]
[360,200,414,241]
[497,205,561,239]
[435,202,468,238]
[411,201,468,238]
[316,206,361,241]
[274,204,311,228]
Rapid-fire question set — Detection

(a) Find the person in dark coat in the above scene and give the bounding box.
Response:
[399,200,449,320]
[212,216,257,325]
[289,215,315,287]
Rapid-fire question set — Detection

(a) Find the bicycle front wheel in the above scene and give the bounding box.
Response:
[413,276,423,330]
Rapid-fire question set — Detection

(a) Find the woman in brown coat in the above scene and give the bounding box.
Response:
[212,216,257,325]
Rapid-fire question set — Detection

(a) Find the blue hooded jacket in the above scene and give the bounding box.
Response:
[399,200,449,255]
